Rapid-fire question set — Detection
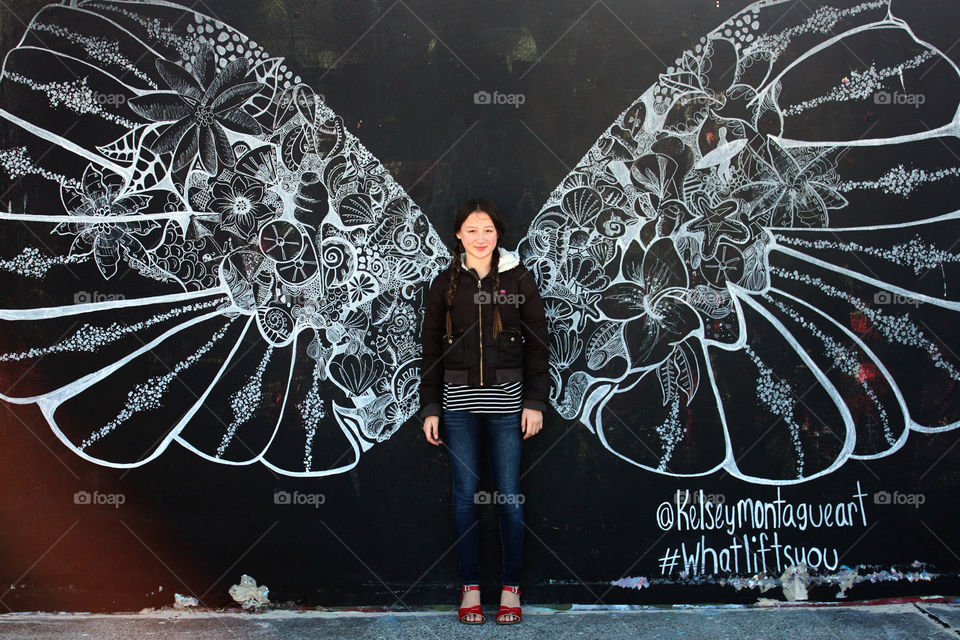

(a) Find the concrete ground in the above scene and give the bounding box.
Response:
[1,601,959,639]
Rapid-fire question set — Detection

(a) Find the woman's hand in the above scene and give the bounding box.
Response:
[521,408,542,439]
[423,415,442,445]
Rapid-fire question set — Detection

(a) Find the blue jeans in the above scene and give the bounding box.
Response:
[442,409,524,588]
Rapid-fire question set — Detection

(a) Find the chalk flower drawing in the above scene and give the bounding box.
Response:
[520,0,960,483]
[55,164,159,279]
[0,0,447,476]
[0,0,958,485]
[128,43,263,174]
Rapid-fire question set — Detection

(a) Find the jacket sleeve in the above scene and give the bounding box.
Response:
[516,266,551,412]
[418,273,447,419]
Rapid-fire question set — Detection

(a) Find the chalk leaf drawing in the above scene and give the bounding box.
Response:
[0,0,448,476]
[519,0,960,483]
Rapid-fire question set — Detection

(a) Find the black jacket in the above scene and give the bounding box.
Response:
[419,248,550,419]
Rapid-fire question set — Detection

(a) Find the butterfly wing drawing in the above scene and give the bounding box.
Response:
[0,0,448,476]
[519,0,960,483]
[1,0,957,485]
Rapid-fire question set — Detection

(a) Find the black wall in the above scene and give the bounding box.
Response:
[0,0,958,611]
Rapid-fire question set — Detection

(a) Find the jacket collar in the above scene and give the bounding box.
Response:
[460,246,520,275]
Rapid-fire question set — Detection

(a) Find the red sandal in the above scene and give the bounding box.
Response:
[458,585,485,625]
[496,585,522,625]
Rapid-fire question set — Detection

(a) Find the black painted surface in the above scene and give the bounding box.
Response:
[0,0,957,611]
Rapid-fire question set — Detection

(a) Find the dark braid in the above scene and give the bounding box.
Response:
[491,248,502,338]
[447,241,462,308]
[445,240,462,337]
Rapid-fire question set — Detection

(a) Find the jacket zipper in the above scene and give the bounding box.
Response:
[477,277,483,386]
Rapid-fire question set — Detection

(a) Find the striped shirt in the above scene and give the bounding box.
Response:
[443,381,524,414]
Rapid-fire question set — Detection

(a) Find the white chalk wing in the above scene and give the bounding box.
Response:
[0,0,448,475]
[520,0,960,483]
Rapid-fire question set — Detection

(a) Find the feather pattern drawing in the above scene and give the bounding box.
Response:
[0,0,448,476]
[519,0,960,483]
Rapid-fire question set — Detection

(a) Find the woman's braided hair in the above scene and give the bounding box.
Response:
[446,197,507,338]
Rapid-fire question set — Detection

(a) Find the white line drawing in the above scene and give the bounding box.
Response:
[519,0,960,483]
[0,0,448,476]
[1,0,958,484]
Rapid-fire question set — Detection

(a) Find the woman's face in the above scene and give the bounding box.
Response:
[456,210,498,264]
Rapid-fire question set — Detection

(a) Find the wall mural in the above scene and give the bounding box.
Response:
[0,0,449,476]
[519,0,960,483]
[0,0,957,483]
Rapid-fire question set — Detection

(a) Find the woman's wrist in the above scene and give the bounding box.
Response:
[521,399,546,412]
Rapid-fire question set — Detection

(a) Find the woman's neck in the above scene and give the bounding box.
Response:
[464,253,492,279]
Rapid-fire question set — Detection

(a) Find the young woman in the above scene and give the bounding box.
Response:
[419,197,550,625]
